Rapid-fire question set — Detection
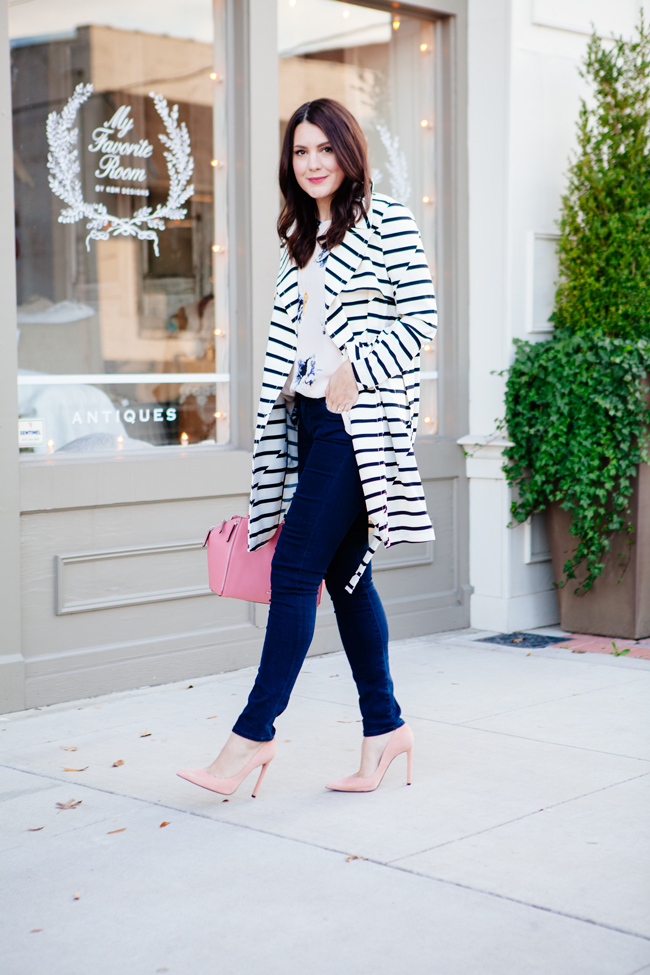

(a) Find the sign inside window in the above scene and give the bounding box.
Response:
[18,419,44,447]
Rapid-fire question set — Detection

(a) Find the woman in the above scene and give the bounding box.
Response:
[178,99,437,798]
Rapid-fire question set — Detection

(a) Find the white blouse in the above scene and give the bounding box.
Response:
[282,221,351,430]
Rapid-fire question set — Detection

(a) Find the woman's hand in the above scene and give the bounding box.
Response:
[325,359,359,413]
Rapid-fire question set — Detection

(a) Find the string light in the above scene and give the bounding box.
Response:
[180,432,189,445]
[424,416,432,424]
[213,328,224,336]
[422,195,431,204]
[420,43,429,52]
[392,17,400,30]
[116,435,124,450]
[47,438,54,453]
[209,71,220,81]
[212,244,223,252]
[211,159,222,168]
[420,119,430,128]
[214,411,225,419]
[423,344,432,352]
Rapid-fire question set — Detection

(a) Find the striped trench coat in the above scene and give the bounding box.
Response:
[248,192,437,592]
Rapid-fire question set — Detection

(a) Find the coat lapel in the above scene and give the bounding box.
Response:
[324,204,378,309]
[278,196,380,331]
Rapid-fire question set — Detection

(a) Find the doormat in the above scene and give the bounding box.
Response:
[479,631,567,649]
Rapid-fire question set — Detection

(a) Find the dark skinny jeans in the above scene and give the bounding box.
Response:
[232,394,404,742]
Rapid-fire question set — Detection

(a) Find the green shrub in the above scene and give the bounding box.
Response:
[554,17,650,339]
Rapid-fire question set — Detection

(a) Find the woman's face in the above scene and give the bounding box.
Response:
[292,121,345,214]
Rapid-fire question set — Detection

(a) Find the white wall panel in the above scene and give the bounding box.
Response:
[533,0,641,38]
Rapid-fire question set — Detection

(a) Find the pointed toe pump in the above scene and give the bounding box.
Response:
[177,738,277,798]
[326,724,413,793]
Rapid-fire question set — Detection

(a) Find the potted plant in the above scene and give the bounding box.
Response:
[502,18,650,638]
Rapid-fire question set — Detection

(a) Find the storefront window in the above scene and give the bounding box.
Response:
[11,0,229,453]
[278,0,439,434]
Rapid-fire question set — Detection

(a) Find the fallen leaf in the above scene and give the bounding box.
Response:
[512,637,523,643]
[526,652,532,656]
[222,799,229,803]
[107,828,126,834]
[572,649,586,654]
[207,715,218,719]
[337,720,352,723]
[28,827,44,831]
[187,684,194,689]
[73,892,81,900]
[62,766,89,772]
[329,674,340,678]
[60,745,77,752]
[112,760,124,767]
[56,799,82,810]
[346,855,367,862]
[159,821,170,828]
[140,730,151,737]
[30,929,43,933]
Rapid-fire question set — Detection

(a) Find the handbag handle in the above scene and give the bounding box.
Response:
[203,516,241,548]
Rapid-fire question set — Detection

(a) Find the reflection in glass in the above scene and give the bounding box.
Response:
[278,0,438,435]
[11,1,229,452]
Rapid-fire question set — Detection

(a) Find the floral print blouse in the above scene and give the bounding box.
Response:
[281,220,349,418]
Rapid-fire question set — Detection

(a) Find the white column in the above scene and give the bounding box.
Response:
[458,436,558,631]
[464,0,563,632]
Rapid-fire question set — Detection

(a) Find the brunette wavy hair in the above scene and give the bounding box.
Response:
[278,99,371,268]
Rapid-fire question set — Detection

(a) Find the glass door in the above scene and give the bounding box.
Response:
[278,0,439,433]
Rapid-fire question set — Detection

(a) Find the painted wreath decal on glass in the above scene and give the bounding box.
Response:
[46,82,194,255]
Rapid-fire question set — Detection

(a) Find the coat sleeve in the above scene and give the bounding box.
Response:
[348,204,437,390]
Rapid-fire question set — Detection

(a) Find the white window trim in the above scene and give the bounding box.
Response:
[525,229,560,334]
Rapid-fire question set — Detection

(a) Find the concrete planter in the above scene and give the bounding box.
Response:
[545,464,650,639]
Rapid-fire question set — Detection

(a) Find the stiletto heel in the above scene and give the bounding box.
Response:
[177,739,277,798]
[326,724,414,793]
[252,761,271,798]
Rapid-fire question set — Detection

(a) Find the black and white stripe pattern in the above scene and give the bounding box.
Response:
[248,193,437,593]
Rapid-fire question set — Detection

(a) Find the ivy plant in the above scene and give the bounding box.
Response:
[502,18,650,593]
[503,332,650,592]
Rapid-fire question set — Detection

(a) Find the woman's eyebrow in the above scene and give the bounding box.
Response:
[293,142,331,150]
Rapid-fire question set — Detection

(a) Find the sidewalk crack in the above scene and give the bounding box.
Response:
[385,770,649,862]
[2,762,648,945]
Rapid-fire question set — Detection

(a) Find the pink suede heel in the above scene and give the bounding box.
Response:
[325,724,413,793]
[177,738,277,798]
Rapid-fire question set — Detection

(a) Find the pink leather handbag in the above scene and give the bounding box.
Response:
[203,516,324,605]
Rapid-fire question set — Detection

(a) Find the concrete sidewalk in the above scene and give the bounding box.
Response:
[1,629,649,975]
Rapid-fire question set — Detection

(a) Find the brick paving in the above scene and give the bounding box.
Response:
[557,634,650,660]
